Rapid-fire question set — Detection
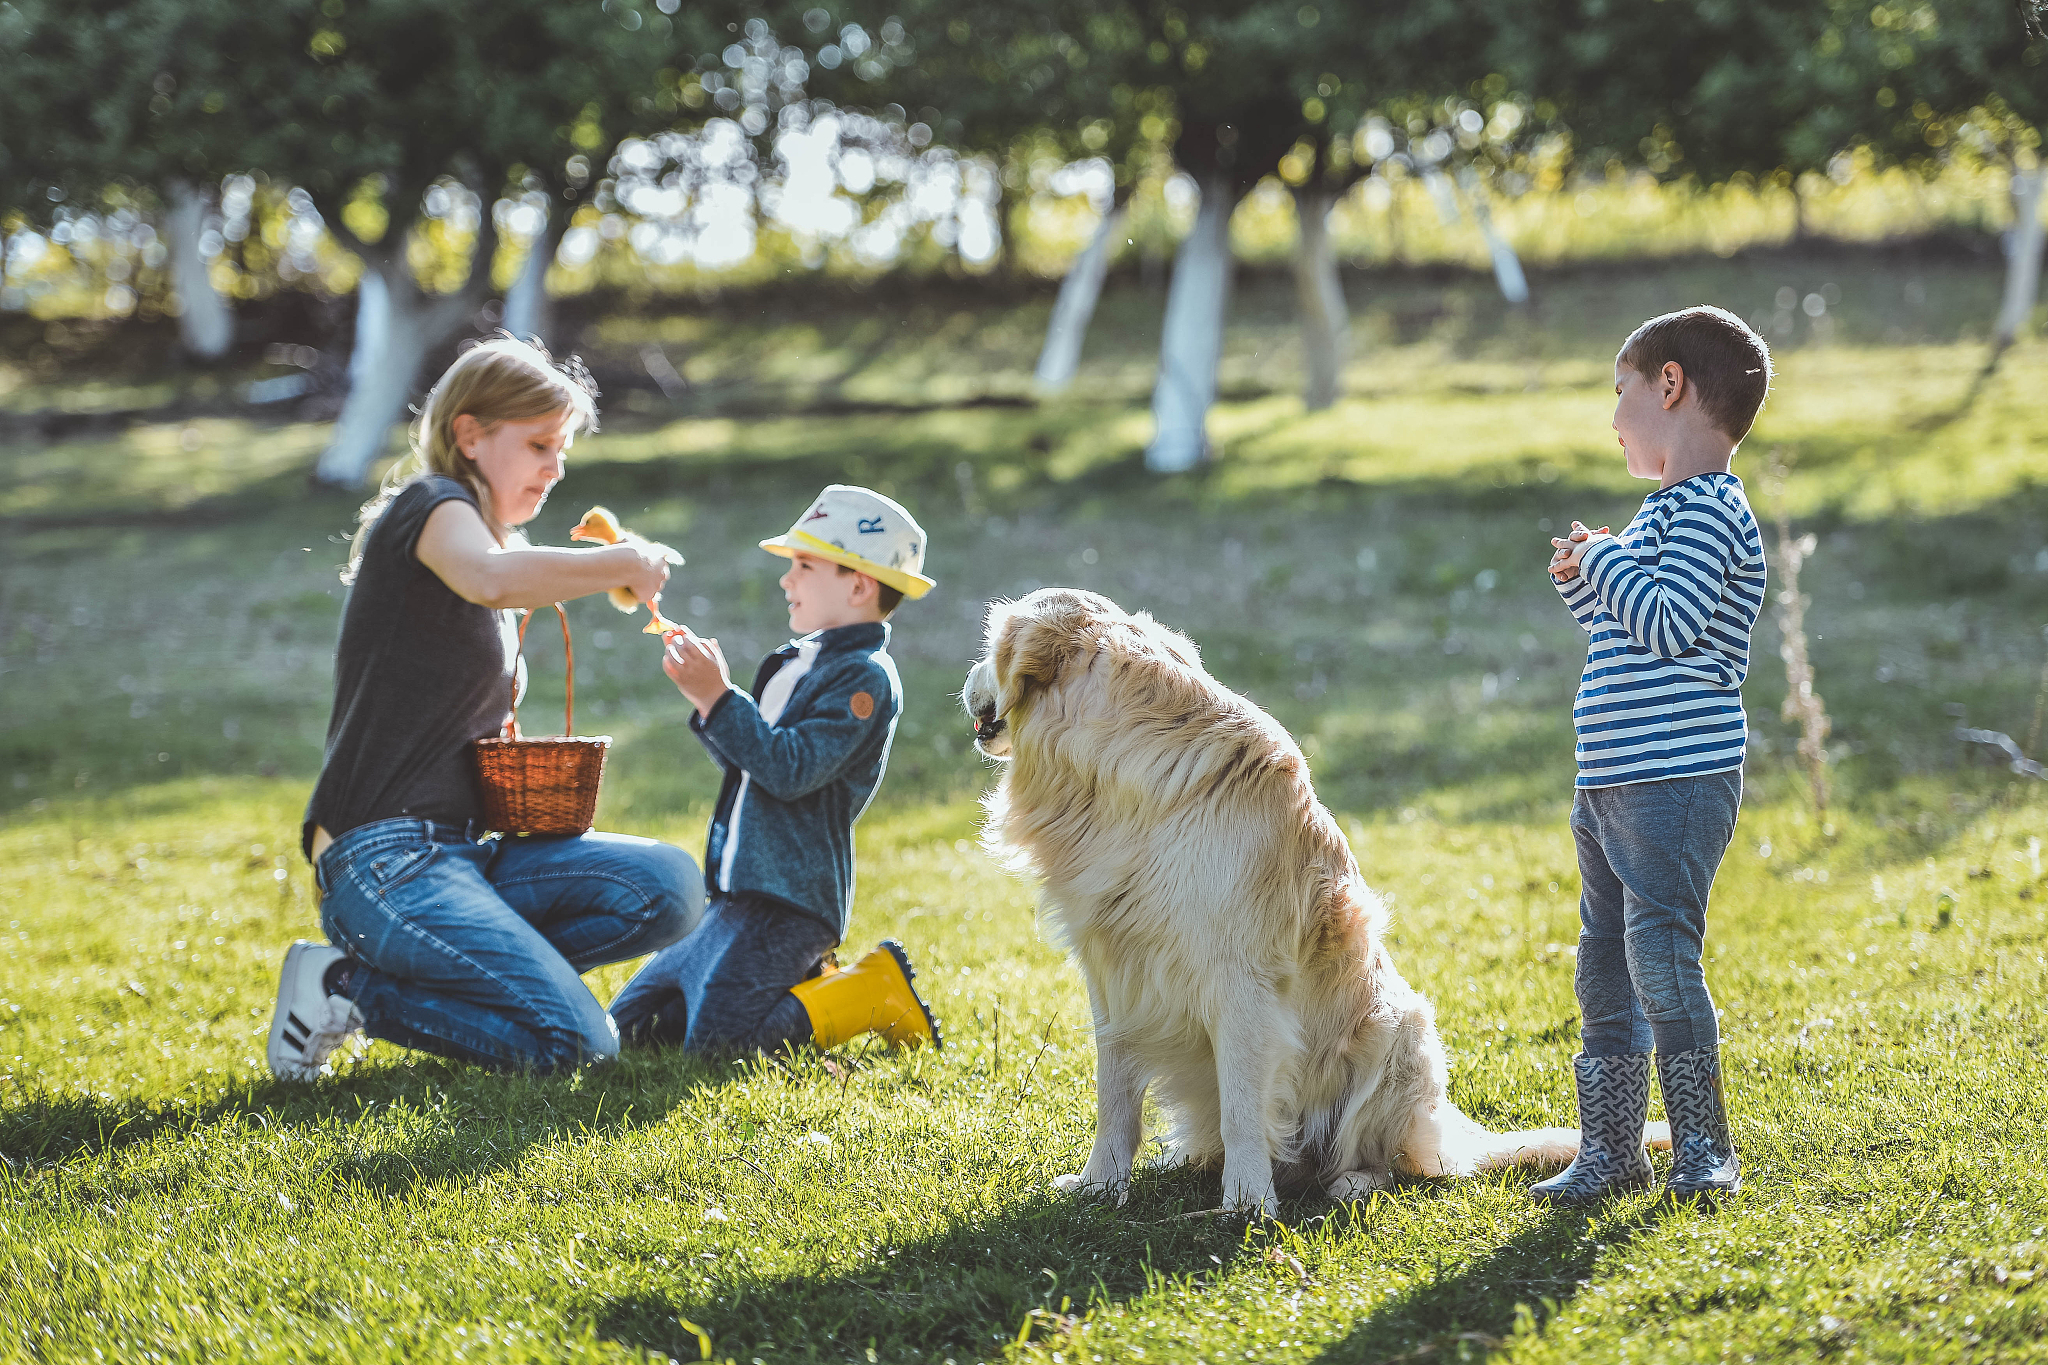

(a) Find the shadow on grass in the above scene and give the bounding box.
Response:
[1301,1196,1675,1365]
[0,1047,744,1192]
[583,1169,1675,1364]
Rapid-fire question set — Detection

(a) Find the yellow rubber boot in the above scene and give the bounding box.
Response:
[788,940,943,1050]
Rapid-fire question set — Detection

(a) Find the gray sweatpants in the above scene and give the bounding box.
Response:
[1570,768,1741,1057]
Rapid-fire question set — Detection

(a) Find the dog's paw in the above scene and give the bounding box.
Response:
[1051,1172,1086,1195]
[1642,1120,1673,1151]
[1219,1182,1279,1220]
[1325,1169,1390,1200]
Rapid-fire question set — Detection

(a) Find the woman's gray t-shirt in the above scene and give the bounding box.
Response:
[302,475,519,858]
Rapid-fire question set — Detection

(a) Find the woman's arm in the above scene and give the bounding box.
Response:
[415,499,669,610]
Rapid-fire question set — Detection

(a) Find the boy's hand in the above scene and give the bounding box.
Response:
[1548,521,1611,581]
[662,626,732,717]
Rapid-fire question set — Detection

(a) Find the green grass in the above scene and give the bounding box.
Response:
[5,253,2048,1363]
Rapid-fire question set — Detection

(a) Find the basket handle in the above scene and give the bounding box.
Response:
[506,603,575,738]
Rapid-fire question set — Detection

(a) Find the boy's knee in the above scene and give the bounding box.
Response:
[640,844,705,943]
[1623,928,1697,1015]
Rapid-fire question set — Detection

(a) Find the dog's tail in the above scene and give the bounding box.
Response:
[1413,1106,1672,1177]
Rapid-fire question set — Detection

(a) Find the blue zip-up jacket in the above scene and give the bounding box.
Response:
[690,621,901,939]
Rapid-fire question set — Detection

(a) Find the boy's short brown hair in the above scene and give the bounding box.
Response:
[1618,306,1773,442]
[836,561,904,618]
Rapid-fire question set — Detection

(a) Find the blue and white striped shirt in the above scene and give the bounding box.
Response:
[1555,472,1767,788]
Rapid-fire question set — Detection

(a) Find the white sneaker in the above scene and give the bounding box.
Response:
[266,940,365,1081]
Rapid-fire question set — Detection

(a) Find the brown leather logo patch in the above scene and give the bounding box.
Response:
[850,691,875,719]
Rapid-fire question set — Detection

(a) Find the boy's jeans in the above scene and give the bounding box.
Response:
[316,818,703,1072]
[609,892,835,1053]
[1571,769,1741,1057]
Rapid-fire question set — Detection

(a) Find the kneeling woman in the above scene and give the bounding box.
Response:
[267,338,703,1079]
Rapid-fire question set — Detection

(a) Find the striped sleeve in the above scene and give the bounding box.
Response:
[1552,568,1603,632]
[1577,494,1744,659]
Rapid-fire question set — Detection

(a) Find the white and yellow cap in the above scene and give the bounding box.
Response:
[760,484,936,599]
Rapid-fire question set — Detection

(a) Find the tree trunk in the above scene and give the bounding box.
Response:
[346,264,391,395]
[316,198,499,488]
[1290,185,1350,411]
[1145,175,1239,473]
[1992,165,2046,356]
[501,211,560,344]
[1034,204,1126,393]
[163,180,233,361]
[1422,169,1461,226]
[316,251,479,487]
[1459,170,1529,306]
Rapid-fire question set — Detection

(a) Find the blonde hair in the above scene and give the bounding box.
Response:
[342,335,600,582]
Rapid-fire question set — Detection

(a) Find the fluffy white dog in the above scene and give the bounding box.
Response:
[964,588,1659,1216]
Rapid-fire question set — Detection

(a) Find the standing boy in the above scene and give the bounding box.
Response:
[610,485,943,1055]
[1535,306,1771,1203]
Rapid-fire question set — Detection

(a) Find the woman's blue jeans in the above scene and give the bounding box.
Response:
[1571,769,1741,1057]
[316,818,703,1072]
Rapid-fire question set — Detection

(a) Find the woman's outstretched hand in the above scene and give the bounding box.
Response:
[619,542,672,607]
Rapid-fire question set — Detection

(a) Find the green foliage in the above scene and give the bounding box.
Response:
[1,0,721,274]
[1503,0,2046,186]
[130,0,709,246]
[0,0,131,222]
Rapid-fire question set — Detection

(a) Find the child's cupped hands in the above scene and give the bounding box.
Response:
[661,625,732,717]
[1548,521,1612,582]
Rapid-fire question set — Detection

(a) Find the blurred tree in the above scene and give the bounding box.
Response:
[1845,0,2048,362]
[1132,0,1515,451]
[790,1,1154,391]
[0,0,236,358]
[1508,0,2044,366]
[129,0,711,485]
[825,0,1518,450]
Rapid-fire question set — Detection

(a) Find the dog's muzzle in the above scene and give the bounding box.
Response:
[972,710,1007,745]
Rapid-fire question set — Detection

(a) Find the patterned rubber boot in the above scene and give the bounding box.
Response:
[1528,1052,1655,1205]
[1657,1044,1741,1199]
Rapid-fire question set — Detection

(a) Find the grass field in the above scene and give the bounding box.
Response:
[5,251,2048,1363]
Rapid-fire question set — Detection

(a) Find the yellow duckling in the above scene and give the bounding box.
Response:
[569,506,685,634]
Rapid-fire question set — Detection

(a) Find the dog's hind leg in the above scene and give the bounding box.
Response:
[1054,1015,1146,1206]
[1214,999,1285,1218]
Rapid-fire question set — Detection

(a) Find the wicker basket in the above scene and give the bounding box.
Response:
[472,603,612,836]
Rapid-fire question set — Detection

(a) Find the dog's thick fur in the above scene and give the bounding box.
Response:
[964,588,1648,1215]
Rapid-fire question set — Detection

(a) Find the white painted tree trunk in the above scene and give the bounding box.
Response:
[164,180,233,360]
[1291,186,1350,411]
[1422,169,1461,225]
[316,254,480,487]
[1459,169,1529,306]
[1993,166,2046,352]
[501,214,559,344]
[1035,204,1125,392]
[347,266,390,393]
[1145,176,1238,473]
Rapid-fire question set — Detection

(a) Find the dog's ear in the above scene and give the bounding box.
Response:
[990,589,1100,718]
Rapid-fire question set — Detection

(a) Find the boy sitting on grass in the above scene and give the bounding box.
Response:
[1535,305,1771,1204]
[609,485,943,1055]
